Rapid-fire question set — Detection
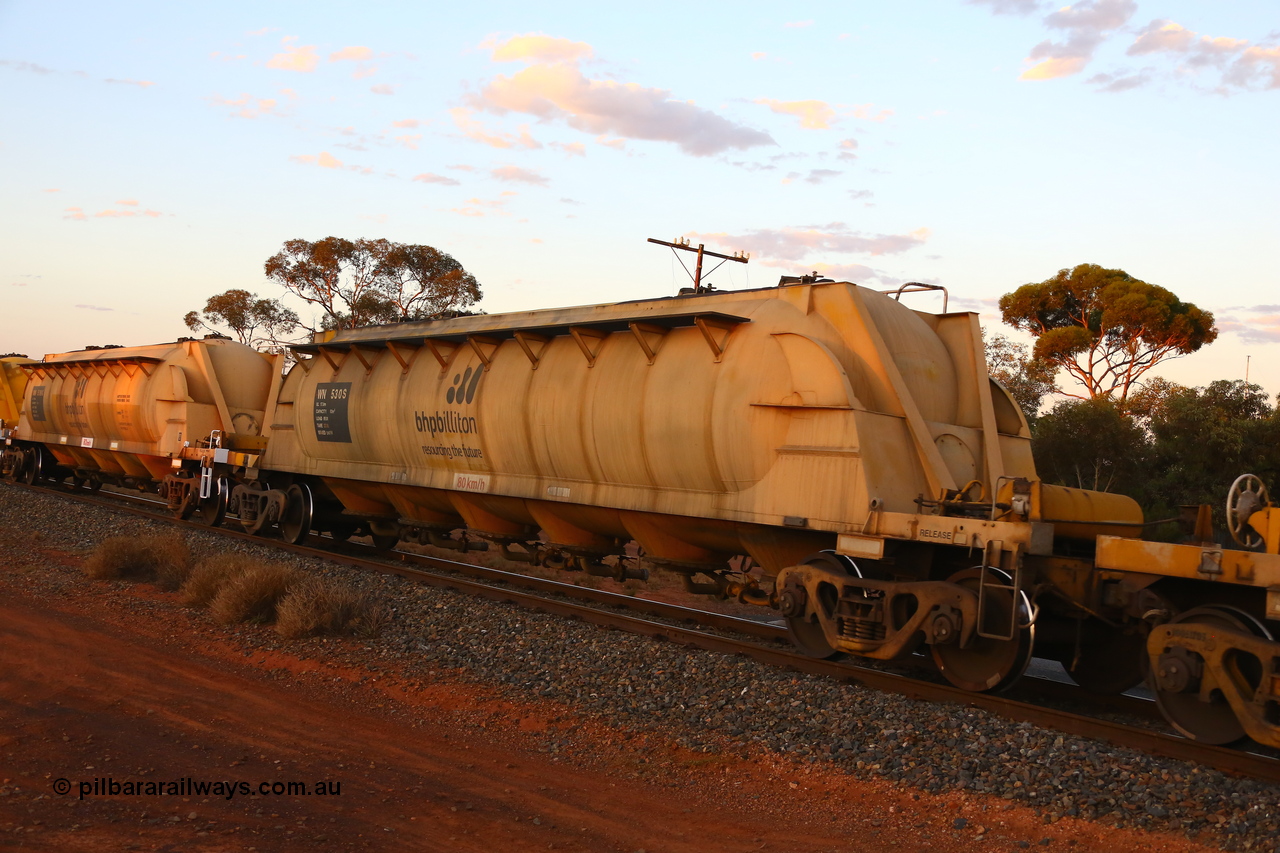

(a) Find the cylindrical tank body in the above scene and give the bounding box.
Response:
[264,281,1134,570]
[20,337,275,481]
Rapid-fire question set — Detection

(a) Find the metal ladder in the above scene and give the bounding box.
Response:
[198,430,223,499]
[975,539,1026,641]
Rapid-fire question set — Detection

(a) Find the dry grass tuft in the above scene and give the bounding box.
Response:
[84,534,191,589]
[209,563,302,625]
[275,577,389,639]
[180,553,265,608]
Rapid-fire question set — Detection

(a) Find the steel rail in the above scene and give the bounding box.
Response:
[5,479,1278,783]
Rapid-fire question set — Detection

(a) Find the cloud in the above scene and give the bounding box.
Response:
[491,165,548,186]
[290,151,344,168]
[412,173,460,186]
[471,35,775,156]
[488,33,593,64]
[394,134,422,149]
[837,138,859,161]
[551,141,586,156]
[1119,20,1280,91]
[1127,20,1195,55]
[793,169,844,183]
[1087,69,1153,92]
[1020,0,1137,81]
[247,27,276,37]
[450,193,517,218]
[94,208,161,218]
[76,304,114,311]
[329,46,374,62]
[848,189,874,201]
[850,104,893,122]
[370,84,395,95]
[0,60,56,74]
[266,37,319,72]
[63,207,86,220]
[104,78,155,88]
[209,93,282,119]
[755,98,835,129]
[392,119,421,128]
[751,52,768,61]
[966,0,1044,14]
[595,135,625,150]
[115,199,138,206]
[784,20,814,28]
[688,224,929,261]
[449,107,541,149]
[43,188,60,193]
[1218,305,1280,344]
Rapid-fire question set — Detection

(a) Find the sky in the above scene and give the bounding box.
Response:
[2,0,1278,400]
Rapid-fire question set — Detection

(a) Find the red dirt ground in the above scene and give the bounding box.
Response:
[0,544,1227,852]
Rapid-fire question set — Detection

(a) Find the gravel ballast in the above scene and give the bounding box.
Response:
[2,481,1278,851]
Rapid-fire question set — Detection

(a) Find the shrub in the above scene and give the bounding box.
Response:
[181,553,263,608]
[208,563,301,625]
[276,576,388,639]
[84,534,190,589]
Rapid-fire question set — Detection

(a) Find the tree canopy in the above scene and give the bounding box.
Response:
[264,237,481,331]
[184,289,300,350]
[983,331,1055,422]
[998,264,1217,405]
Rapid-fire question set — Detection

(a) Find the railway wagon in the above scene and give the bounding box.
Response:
[1,356,35,479]
[1,337,279,507]
[5,277,1279,748]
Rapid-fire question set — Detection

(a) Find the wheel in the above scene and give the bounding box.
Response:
[21,449,42,485]
[932,567,1035,693]
[279,483,314,545]
[1150,605,1272,744]
[371,532,399,551]
[1063,622,1149,695]
[87,478,102,492]
[784,552,859,660]
[1227,474,1269,549]
[198,477,228,527]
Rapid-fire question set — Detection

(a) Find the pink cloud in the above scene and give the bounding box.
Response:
[209,93,282,119]
[115,199,138,206]
[63,207,86,221]
[491,165,548,186]
[392,119,421,128]
[412,173,460,186]
[1019,0,1138,80]
[94,208,161,218]
[470,39,774,157]
[755,98,835,129]
[370,84,395,95]
[488,34,593,64]
[290,151,344,169]
[329,46,373,62]
[450,108,541,149]
[266,37,319,72]
[687,224,929,261]
[104,78,155,88]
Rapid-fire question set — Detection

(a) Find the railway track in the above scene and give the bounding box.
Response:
[7,478,1280,783]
